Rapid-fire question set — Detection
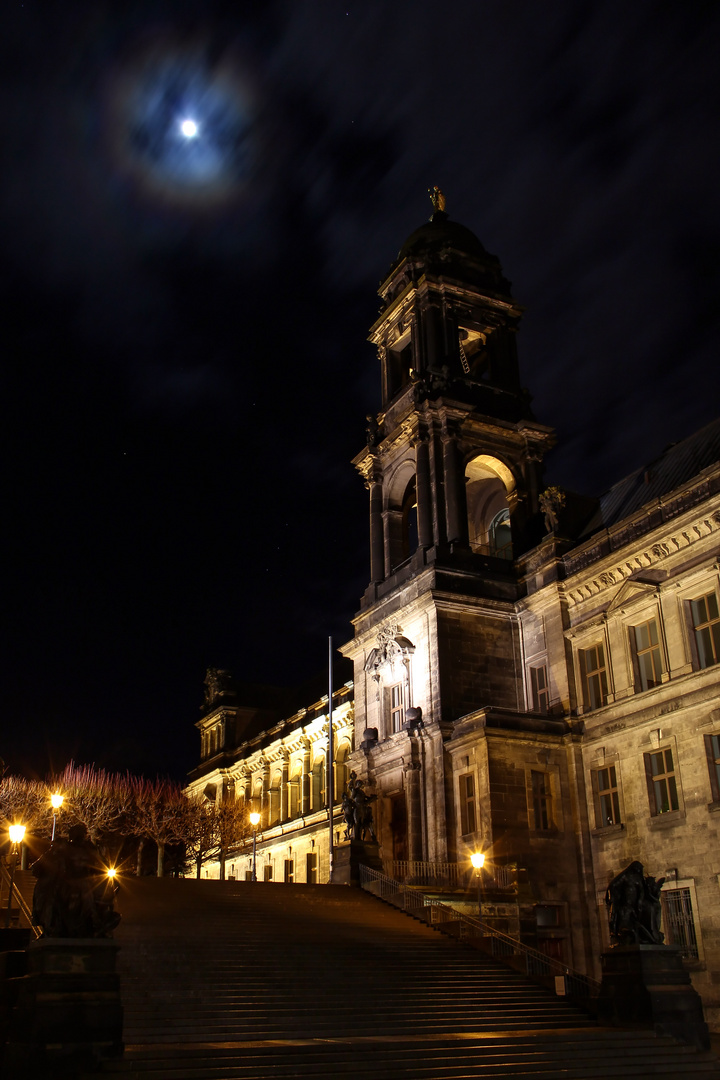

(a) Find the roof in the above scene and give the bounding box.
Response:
[580,417,720,538]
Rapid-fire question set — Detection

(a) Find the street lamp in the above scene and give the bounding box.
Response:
[249,812,260,882]
[51,792,64,842]
[470,851,485,917]
[5,824,26,928]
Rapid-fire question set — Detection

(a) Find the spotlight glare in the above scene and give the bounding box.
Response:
[180,118,198,138]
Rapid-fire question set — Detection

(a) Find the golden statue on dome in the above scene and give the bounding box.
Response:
[429,186,446,213]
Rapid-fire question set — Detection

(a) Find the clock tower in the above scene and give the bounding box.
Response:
[342,194,555,864]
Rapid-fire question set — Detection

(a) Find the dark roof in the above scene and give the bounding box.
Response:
[580,417,720,538]
[397,210,492,264]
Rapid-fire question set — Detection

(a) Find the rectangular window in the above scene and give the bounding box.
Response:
[284,859,294,883]
[531,771,551,830]
[390,683,405,733]
[633,619,663,691]
[459,773,477,835]
[645,748,679,814]
[530,665,549,714]
[263,864,273,881]
[580,644,609,710]
[245,870,252,881]
[595,765,621,827]
[691,592,720,669]
[705,733,720,802]
[662,887,699,960]
[306,852,317,884]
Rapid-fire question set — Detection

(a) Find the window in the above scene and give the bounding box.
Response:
[530,665,549,714]
[691,592,720,669]
[306,852,317,884]
[284,859,294,883]
[244,870,252,881]
[594,765,621,827]
[645,748,679,814]
[531,771,552,830]
[488,508,512,559]
[705,734,720,802]
[458,773,477,835]
[661,887,699,960]
[389,683,405,733]
[579,644,609,710]
[633,619,663,691]
[263,864,273,881]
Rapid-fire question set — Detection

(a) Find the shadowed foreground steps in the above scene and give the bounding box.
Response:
[93,877,720,1078]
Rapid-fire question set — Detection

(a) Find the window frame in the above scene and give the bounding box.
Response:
[631,618,664,692]
[458,772,478,836]
[661,879,703,963]
[704,733,720,803]
[530,664,549,714]
[592,763,622,828]
[690,591,720,670]
[579,642,609,711]
[530,770,552,831]
[644,746,680,816]
[389,681,406,734]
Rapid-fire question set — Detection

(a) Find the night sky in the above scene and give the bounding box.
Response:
[2,1,719,782]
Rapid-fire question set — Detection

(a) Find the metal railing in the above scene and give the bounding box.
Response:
[384,860,517,891]
[0,861,40,938]
[360,864,599,1008]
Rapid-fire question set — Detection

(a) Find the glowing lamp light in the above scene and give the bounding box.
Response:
[470,852,485,870]
[249,813,261,828]
[9,824,26,845]
[107,867,117,879]
[51,793,64,810]
[180,118,199,138]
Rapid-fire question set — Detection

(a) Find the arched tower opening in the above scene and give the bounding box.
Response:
[465,454,516,559]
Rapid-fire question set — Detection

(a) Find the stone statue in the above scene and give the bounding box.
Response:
[429,186,446,214]
[366,414,381,448]
[539,486,566,535]
[605,860,666,946]
[341,790,355,842]
[203,667,235,709]
[346,771,377,843]
[31,824,121,939]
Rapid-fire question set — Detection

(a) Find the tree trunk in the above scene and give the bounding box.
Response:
[219,848,226,880]
[157,841,165,877]
[136,838,145,876]
[196,855,202,879]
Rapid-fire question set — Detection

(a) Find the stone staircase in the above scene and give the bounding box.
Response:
[93,877,720,1078]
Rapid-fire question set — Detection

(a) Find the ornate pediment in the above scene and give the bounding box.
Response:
[364,623,415,682]
[606,576,661,614]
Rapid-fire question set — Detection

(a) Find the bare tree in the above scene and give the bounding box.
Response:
[131,777,188,877]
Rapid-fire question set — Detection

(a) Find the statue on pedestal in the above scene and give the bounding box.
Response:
[31,824,120,938]
[605,860,666,946]
[344,771,377,843]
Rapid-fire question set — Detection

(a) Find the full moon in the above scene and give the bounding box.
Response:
[180,118,198,138]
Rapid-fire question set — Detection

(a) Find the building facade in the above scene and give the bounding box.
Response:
[188,201,720,1028]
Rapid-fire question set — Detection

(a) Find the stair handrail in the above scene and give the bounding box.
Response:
[0,861,41,938]
[359,863,600,1005]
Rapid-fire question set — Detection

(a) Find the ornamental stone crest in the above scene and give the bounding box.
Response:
[364,624,415,700]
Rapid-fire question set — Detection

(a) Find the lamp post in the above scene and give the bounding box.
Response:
[249,812,260,882]
[470,851,485,918]
[51,792,64,842]
[5,824,26,929]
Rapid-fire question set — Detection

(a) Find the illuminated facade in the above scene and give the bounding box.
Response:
[188,204,720,1027]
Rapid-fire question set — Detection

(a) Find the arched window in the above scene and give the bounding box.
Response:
[401,477,418,561]
[488,508,512,559]
[465,454,514,560]
[268,771,282,827]
[335,742,351,800]
[288,763,302,819]
[311,757,325,811]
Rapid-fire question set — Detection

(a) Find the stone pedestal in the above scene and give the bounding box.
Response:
[597,945,709,1051]
[3,937,123,1072]
[331,840,383,886]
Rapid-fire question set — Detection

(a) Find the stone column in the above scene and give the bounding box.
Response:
[261,760,270,828]
[415,435,433,549]
[368,478,384,583]
[404,761,424,863]
[442,429,469,545]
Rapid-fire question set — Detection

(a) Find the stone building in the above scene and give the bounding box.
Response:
[187,200,720,1028]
